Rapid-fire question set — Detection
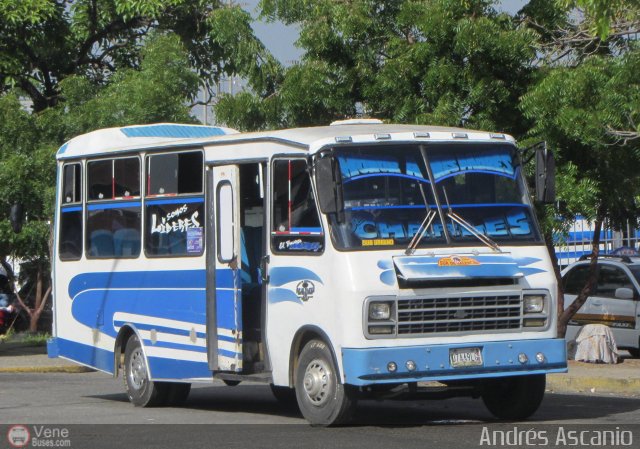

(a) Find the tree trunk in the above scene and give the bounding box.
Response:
[29,269,44,333]
[557,209,605,336]
[544,234,565,337]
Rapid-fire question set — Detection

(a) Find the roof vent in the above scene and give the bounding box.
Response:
[330,118,383,126]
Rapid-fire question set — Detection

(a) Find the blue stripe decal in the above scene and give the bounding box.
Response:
[289,227,323,233]
[268,267,323,305]
[61,206,82,213]
[69,270,208,299]
[72,290,206,338]
[120,124,227,139]
[434,169,517,182]
[217,334,238,343]
[68,269,238,339]
[87,201,141,211]
[47,337,114,374]
[218,348,242,359]
[348,203,527,211]
[145,197,204,206]
[147,356,211,380]
[349,205,428,211]
[269,267,323,287]
[343,173,430,184]
[113,321,207,339]
[57,142,69,155]
[143,340,208,353]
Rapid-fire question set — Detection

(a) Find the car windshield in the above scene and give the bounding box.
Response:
[326,143,541,250]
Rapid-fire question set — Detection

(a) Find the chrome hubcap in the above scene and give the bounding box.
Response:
[128,348,147,390]
[303,358,331,406]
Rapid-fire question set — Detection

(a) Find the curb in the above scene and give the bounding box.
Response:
[0,365,94,374]
[547,374,640,396]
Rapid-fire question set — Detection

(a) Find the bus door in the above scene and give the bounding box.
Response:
[208,165,243,372]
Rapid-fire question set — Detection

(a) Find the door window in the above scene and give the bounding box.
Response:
[271,159,324,253]
[563,265,591,295]
[596,265,635,299]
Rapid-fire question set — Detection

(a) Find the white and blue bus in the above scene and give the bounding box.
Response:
[48,120,566,425]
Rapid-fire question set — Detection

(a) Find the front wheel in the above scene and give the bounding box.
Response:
[123,334,167,407]
[295,340,357,426]
[481,374,546,420]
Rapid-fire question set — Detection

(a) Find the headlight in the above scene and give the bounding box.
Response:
[523,295,545,314]
[369,302,391,320]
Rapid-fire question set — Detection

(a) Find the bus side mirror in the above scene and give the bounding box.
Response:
[10,203,23,233]
[535,145,555,204]
[315,157,344,218]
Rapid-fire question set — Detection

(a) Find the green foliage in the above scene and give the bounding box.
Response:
[0,0,280,111]
[521,49,640,230]
[218,0,536,134]
[0,0,55,26]
[45,34,200,141]
[0,94,54,261]
[559,0,640,38]
[0,33,204,266]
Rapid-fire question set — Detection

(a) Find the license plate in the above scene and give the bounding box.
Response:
[449,347,483,368]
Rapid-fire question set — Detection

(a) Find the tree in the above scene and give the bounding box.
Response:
[0,33,208,332]
[0,0,281,112]
[216,0,538,135]
[520,45,640,336]
[560,0,640,39]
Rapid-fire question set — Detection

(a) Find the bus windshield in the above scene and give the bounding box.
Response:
[327,143,541,250]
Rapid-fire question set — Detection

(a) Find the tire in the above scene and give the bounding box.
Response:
[223,380,241,387]
[270,384,298,408]
[163,383,191,407]
[481,374,546,420]
[294,339,357,426]
[123,334,167,407]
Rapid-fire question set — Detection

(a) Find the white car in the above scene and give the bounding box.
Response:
[562,255,640,357]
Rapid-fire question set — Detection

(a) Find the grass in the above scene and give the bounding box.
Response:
[0,330,50,345]
[20,332,50,345]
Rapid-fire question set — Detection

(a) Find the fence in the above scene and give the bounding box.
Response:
[554,215,640,267]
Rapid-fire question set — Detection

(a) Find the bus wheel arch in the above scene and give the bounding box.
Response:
[289,326,340,388]
[122,332,168,407]
[114,325,137,378]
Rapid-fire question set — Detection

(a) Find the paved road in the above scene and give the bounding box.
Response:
[1,372,640,448]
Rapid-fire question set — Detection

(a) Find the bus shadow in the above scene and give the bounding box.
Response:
[87,386,640,426]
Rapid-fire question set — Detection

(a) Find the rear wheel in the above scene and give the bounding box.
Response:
[481,374,546,420]
[294,339,357,426]
[123,334,167,407]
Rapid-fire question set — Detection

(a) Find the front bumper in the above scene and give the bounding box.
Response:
[342,338,567,386]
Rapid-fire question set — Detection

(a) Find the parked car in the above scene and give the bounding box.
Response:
[562,255,640,357]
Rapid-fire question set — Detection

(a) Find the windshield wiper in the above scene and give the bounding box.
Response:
[442,187,502,253]
[405,183,437,255]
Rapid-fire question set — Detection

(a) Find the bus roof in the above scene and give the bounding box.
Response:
[56,121,516,160]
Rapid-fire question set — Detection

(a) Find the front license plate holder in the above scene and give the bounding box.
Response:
[449,347,483,368]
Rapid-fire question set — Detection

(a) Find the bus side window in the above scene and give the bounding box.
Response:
[86,157,141,258]
[144,150,205,257]
[271,159,324,254]
[59,163,83,260]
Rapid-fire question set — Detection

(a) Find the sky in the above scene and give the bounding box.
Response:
[242,0,529,65]
[198,0,529,123]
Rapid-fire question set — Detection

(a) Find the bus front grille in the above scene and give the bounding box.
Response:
[396,294,522,335]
